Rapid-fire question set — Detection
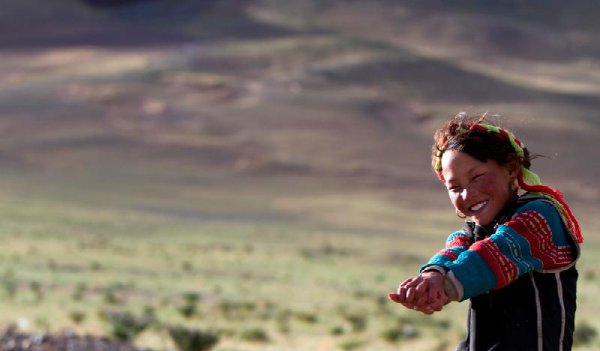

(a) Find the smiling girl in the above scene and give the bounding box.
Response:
[389,113,583,351]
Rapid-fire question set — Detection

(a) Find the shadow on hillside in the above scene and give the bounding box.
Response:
[315,56,600,107]
[0,0,297,50]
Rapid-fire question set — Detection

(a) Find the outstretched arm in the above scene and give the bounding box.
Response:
[438,201,578,300]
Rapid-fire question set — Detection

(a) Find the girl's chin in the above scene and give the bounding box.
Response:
[472,214,494,226]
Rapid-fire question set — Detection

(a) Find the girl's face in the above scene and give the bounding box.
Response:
[441,150,517,226]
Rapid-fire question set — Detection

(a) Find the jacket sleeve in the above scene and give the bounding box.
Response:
[420,230,473,272]
[443,200,576,300]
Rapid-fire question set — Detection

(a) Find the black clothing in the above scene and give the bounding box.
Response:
[456,195,579,351]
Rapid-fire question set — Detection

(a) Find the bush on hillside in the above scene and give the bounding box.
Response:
[168,326,219,351]
[573,320,597,346]
[100,310,155,342]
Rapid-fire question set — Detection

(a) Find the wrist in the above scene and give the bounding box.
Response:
[443,271,463,302]
[421,266,447,277]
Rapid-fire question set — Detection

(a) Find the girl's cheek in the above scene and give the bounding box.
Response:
[481,182,500,195]
[473,177,495,193]
[448,193,461,209]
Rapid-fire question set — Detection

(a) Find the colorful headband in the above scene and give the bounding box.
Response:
[434,122,583,243]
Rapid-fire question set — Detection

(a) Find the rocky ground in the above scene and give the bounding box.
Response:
[0,328,143,351]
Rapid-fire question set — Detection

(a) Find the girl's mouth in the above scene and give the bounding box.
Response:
[469,200,488,213]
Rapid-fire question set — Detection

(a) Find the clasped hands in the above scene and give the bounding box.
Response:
[388,271,450,315]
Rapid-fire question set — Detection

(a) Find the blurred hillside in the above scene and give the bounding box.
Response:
[0,1,599,350]
[1,0,598,209]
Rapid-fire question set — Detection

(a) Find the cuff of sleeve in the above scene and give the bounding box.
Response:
[445,270,464,301]
[420,265,448,276]
[445,252,496,300]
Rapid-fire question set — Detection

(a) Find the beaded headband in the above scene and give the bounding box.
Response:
[433,122,583,243]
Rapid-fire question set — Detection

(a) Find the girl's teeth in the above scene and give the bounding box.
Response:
[470,201,487,212]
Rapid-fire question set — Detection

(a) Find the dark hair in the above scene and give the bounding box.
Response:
[432,112,532,171]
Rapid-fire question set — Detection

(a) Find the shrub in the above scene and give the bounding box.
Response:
[1,269,17,299]
[435,319,451,330]
[256,300,277,320]
[352,290,371,299]
[69,310,87,325]
[345,313,367,333]
[178,292,202,319]
[29,281,44,303]
[276,311,291,334]
[295,311,318,324]
[217,300,256,320]
[335,304,349,316]
[375,295,387,309]
[573,320,598,346]
[338,338,365,350]
[182,292,202,304]
[181,261,193,272]
[101,310,154,341]
[72,282,87,301]
[584,270,595,280]
[143,305,156,318]
[330,326,345,336]
[103,287,125,305]
[380,327,402,343]
[215,327,236,338]
[239,327,269,342]
[90,261,103,271]
[177,303,197,319]
[168,326,219,351]
[212,285,222,295]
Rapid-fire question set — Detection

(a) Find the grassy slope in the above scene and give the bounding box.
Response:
[0,1,599,350]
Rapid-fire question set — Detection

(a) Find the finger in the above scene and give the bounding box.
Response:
[415,280,428,293]
[388,289,412,308]
[397,285,409,303]
[398,277,418,292]
[397,276,424,305]
[390,292,418,311]
[388,292,401,303]
[405,286,418,303]
[396,278,413,298]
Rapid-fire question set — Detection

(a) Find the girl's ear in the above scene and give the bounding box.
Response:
[507,158,520,178]
[507,160,520,192]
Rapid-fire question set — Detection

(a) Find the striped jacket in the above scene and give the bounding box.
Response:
[422,194,581,350]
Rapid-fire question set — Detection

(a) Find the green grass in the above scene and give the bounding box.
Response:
[0,165,597,351]
[0,165,465,350]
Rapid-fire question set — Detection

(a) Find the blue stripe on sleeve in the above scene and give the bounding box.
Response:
[446,250,497,300]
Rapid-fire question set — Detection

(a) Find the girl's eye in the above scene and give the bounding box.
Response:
[472,173,484,181]
[449,186,461,193]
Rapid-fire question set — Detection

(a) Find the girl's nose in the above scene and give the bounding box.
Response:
[460,188,471,201]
